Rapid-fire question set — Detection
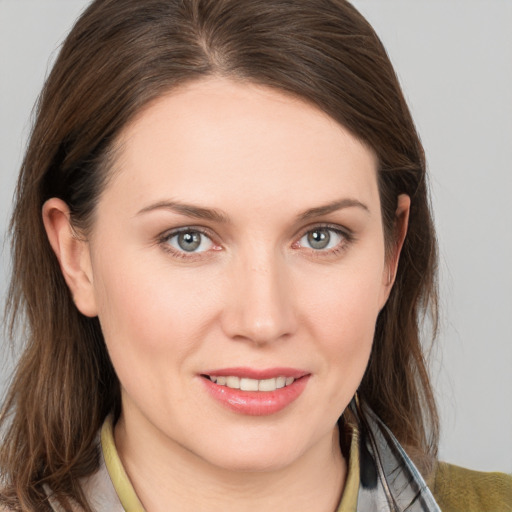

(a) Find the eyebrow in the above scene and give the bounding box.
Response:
[136,197,369,223]
[298,198,370,220]
[136,200,230,223]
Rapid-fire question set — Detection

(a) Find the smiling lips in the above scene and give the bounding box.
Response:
[200,367,310,416]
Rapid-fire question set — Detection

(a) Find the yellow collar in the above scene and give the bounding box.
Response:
[338,425,360,512]
[101,416,146,511]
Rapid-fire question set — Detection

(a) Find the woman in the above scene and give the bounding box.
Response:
[0,0,510,511]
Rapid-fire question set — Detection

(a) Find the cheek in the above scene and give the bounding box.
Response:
[317,282,379,363]
[298,256,385,395]
[300,249,385,335]
[91,249,221,373]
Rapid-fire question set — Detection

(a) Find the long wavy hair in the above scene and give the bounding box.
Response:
[1,0,439,510]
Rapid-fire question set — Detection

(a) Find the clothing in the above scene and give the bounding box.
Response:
[45,405,512,512]
[430,462,512,512]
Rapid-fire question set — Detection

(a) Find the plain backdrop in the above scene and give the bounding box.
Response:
[0,0,511,473]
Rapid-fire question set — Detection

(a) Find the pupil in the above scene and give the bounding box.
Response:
[308,229,330,249]
[178,231,201,251]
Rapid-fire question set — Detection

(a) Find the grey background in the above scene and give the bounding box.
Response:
[1,0,511,473]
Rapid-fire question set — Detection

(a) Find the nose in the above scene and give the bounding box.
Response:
[221,251,298,345]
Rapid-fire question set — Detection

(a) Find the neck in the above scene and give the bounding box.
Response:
[115,411,346,512]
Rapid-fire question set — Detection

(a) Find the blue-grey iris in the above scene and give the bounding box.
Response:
[308,229,330,249]
[177,231,202,251]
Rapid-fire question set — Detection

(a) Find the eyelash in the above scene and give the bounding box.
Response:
[158,227,219,260]
[294,224,354,258]
[157,224,354,260]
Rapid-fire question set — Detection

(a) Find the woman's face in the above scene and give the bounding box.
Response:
[80,78,400,471]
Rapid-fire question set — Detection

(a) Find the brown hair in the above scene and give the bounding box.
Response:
[1,0,439,509]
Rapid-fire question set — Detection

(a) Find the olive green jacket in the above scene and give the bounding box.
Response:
[429,462,512,512]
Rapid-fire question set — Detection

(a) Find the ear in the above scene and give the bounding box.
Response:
[42,198,98,317]
[380,194,410,303]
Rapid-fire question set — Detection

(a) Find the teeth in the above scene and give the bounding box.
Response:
[276,376,286,389]
[226,376,240,389]
[240,378,259,391]
[259,378,277,391]
[209,375,296,391]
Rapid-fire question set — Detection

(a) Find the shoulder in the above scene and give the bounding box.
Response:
[430,462,512,512]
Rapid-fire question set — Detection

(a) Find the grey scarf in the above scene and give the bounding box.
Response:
[352,400,441,512]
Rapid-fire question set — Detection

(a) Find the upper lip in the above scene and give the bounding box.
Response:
[201,367,309,380]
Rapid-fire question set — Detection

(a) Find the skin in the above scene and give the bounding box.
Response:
[43,78,409,512]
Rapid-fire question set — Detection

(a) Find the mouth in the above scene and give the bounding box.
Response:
[199,368,310,416]
[202,375,297,392]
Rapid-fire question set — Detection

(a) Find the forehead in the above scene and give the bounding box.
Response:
[104,78,379,219]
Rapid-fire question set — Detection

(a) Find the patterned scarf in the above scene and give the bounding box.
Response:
[352,399,441,512]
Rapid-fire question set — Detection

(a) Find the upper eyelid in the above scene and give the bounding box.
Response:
[160,225,216,240]
[294,222,352,240]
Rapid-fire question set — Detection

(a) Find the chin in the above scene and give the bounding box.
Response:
[188,425,318,474]
[205,446,302,474]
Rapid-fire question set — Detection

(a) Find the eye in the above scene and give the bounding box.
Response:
[298,227,345,251]
[165,229,214,253]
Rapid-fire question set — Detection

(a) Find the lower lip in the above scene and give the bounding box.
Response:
[200,375,310,416]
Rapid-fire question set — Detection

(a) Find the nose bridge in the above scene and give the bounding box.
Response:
[222,246,297,344]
